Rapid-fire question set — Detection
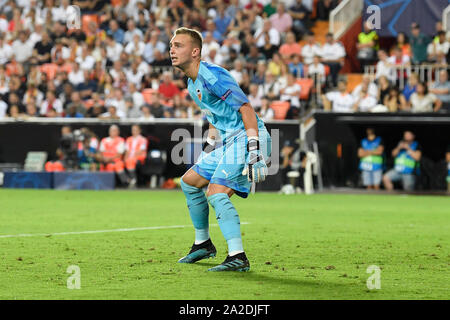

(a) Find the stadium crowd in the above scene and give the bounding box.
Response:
[0,0,448,123]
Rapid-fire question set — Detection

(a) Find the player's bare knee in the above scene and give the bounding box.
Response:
[206,184,234,198]
[181,169,208,189]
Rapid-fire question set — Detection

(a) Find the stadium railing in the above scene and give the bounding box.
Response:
[364,65,450,89]
[329,0,364,40]
[443,4,450,31]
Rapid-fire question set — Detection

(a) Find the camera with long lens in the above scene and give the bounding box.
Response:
[59,129,86,170]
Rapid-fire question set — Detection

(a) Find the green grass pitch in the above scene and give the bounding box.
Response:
[0,189,448,300]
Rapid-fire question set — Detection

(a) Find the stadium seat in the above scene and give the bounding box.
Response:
[270,101,290,120]
[82,14,99,34]
[40,63,59,80]
[296,78,314,100]
[111,0,122,7]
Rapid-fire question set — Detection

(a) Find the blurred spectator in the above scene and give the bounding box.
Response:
[388,47,411,87]
[307,55,326,85]
[279,31,302,63]
[148,92,168,118]
[158,71,180,103]
[33,31,53,65]
[301,32,321,65]
[77,127,99,172]
[395,32,412,57]
[322,79,355,112]
[410,23,430,65]
[123,19,143,44]
[68,62,85,87]
[66,92,87,117]
[267,52,286,77]
[358,128,384,190]
[107,19,125,44]
[427,31,449,63]
[280,73,302,118]
[357,21,379,72]
[383,87,401,112]
[260,71,282,100]
[213,4,232,37]
[12,31,34,65]
[0,34,13,65]
[317,0,338,21]
[375,49,395,83]
[383,131,421,191]
[269,3,293,34]
[124,124,148,188]
[248,83,263,110]
[377,75,392,105]
[98,124,129,185]
[320,33,346,88]
[409,82,442,113]
[257,96,275,121]
[139,105,155,120]
[399,73,419,110]
[263,0,278,18]
[352,74,378,99]
[254,19,280,49]
[289,0,311,38]
[230,59,245,85]
[288,53,304,78]
[352,86,378,112]
[100,105,124,120]
[251,61,267,85]
[429,69,450,111]
[41,90,63,117]
[143,31,166,64]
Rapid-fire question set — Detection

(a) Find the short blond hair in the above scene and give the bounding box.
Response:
[173,27,203,52]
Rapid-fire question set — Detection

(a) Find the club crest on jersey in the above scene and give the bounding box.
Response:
[196,88,202,101]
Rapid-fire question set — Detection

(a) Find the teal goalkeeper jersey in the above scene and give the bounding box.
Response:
[187,61,265,141]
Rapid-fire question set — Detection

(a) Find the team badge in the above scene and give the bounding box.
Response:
[196,88,202,101]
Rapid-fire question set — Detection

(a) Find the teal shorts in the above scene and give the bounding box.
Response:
[192,127,272,198]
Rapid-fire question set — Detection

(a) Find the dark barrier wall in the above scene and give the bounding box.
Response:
[313,112,450,190]
[0,119,300,189]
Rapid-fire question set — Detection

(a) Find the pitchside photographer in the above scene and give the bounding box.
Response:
[45,126,99,172]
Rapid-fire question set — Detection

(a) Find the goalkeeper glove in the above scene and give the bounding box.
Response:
[242,137,268,183]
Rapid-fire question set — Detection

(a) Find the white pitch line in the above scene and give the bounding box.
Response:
[0,222,250,239]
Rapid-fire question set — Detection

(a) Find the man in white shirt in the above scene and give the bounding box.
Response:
[352,75,378,100]
[143,31,166,64]
[125,62,144,90]
[123,19,144,45]
[301,32,321,65]
[352,87,378,112]
[125,34,145,57]
[0,35,13,65]
[375,49,395,82]
[320,33,346,87]
[68,62,85,87]
[322,79,355,112]
[12,31,34,63]
[106,35,124,63]
[229,59,245,85]
[280,73,302,109]
[76,45,96,71]
[201,32,221,59]
[254,19,281,48]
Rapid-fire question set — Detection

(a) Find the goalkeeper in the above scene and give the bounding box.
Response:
[170,27,272,272]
